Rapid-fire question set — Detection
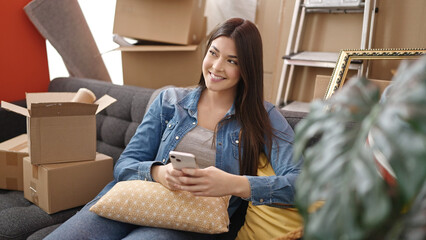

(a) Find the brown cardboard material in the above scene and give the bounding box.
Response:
[23,153,113,214]
[313,75,391,100]
[313,75,332,100]
[113,0,206,45]
[119,43,205,89]
[0,134,28,191]
[1,93,116,165]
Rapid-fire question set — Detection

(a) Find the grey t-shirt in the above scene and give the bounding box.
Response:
[174,125,216,169]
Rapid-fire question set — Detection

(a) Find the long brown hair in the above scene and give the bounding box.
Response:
[198,18,273,176]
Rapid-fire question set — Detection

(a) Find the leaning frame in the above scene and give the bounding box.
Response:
[324,48,426,99]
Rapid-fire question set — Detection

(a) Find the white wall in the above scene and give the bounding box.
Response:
[46,0,123,85]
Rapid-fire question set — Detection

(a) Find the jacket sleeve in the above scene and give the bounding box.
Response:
[113,92,166,182]
[245,106,303,207]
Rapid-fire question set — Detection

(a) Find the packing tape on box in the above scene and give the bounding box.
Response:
[6,177,18,189]
[30,181,39,204]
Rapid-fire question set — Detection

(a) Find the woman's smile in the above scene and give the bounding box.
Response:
[209,72,226,82]
[202,36,240,94]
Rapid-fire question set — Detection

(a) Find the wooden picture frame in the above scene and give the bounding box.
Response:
[324,48,426,99]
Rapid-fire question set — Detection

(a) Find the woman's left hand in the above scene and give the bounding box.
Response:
[177,166,251,198]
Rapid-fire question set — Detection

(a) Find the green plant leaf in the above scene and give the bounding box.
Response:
[371,59,426,203]
[294,57,426,240]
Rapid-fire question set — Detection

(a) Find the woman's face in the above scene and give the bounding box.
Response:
[202,36,241,95]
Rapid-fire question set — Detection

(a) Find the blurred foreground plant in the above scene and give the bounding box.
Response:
[294,56,426,240]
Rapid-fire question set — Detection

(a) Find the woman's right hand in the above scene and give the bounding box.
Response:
[151,163,184,191]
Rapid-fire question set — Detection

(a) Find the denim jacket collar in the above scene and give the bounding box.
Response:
[178,87,201,118]
[178,86,236,119]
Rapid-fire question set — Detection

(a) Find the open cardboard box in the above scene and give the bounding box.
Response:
[113,0,206,45]
[0,134,28,191]
[1,93,116,165]
[23,152,113,214]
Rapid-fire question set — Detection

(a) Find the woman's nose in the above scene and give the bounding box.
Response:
[212,59,224,71]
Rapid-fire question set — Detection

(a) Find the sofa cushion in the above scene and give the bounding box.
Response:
[279,109,308,130]
[0,190,79,240]
[26,224,62,240]
[0,190,32,210]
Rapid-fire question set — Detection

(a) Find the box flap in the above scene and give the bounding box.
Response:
[30,102,98,117]
[118,45,199,52]
[1,101,30,117]
[26,92,76,108]
[95,95,117,114]
[0,134,28,152]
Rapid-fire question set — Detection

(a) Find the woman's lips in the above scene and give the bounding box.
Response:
[209,72,225,82]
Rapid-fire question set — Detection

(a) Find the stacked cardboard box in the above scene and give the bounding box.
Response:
[113,0,207,89]
[0,91,116,214]
[23,153,113,214]
[0,134,28,191]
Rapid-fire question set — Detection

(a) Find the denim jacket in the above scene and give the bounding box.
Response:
[109,87,302,216]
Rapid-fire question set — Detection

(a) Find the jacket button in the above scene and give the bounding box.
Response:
[168,124,172,128]
[175,136,180,140]
[235,140,239,144]
[162,159,166,163]
[165,120,168,124]
[192,122,196,125]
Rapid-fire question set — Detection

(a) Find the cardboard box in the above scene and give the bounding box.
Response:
[120,43,205,89]
[1,93,116,165]
[313,75,391,100]
[23,153,113,214]
[113,0,205,45]
[0,134,28,191]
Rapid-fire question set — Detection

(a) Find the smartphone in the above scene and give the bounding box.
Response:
[169,151,198,170]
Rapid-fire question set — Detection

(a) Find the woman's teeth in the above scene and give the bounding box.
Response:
[210,73,224,80]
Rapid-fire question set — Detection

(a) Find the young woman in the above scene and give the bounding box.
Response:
[46,18,302,240]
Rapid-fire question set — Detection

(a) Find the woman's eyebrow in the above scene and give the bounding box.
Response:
[211,45,238,59]
[212,45,220,52]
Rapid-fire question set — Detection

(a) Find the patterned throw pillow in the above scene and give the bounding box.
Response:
[90,180,231,234]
